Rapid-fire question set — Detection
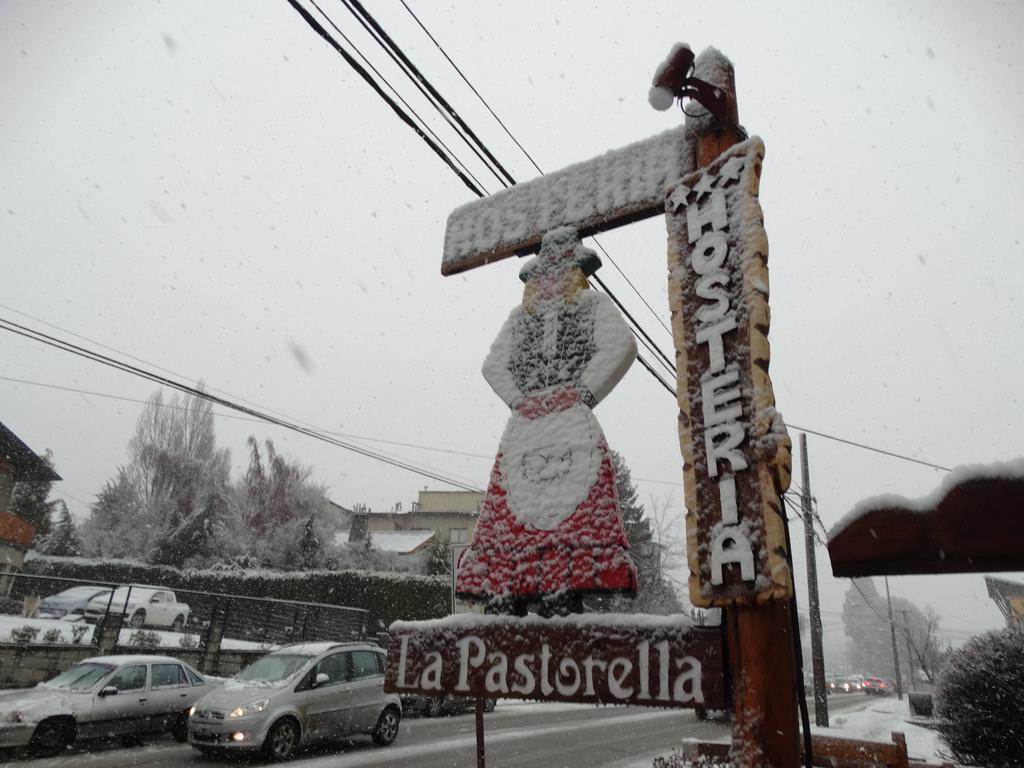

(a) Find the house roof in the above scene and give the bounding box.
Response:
[0,421,61,482]
[336,529,436,554]
[365,509,478,519]
[370,530,436,554]
[828,464,1024,577]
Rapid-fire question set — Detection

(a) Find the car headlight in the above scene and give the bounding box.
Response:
[188,706,195,718]
[229,699,269,718]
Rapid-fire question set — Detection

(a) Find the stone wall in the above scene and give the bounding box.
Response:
[0,643,266,689]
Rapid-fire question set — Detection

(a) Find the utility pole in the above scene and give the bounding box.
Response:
[884,577,904,700]
[800,433,828,726]
[897,609,915,690]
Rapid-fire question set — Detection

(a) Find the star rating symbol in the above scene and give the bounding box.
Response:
[667,184,691,213]
[691,173,717,201]
[718,155,746,186]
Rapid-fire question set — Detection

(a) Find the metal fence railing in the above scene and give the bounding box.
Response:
[1,573,369,653]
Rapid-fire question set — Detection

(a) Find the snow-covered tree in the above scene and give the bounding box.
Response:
[842,578,893,675]
[842,578,946,682]
[586,453,684,615]
[37,500,84,557]
[80,468,143,558]
[9,449,58,544]
[896,603,948,684]
[296,515,324,571]
[242,437,316,534]
[239,438,340,569]
[936,625,1024,767]
[78,389,354,571]
[82,387,231,566]
[150,484,237,568]
[613,450,654,570]
[423,534,451,577]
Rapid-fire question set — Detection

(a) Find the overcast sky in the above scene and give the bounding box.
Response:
[2,1,1022,653]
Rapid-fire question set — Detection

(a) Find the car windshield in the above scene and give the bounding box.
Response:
[40,663,115,692]
[234,654,313,685]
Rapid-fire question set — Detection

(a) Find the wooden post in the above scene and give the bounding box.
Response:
[690,59,800,768]
[475,697,486,768]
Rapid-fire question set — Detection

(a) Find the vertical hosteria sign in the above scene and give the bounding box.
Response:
[665,137,793,607]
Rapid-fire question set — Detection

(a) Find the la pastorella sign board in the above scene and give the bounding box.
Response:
[385,614,725,710]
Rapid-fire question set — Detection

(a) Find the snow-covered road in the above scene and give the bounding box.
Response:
[1,695,876,768]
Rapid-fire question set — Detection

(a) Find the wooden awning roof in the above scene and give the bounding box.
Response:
[0,421,61,482]
[827,471,1024,577]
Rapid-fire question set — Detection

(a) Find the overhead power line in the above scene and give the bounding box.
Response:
[307,0,491,194]
[0,317,484,493]
[283,0,680,386]
[0,374,495,462]
[791,424,951,473]
[387,9,960,479]
[283,0,484,196]
[0,302,401,448]
[396,4,676,342]
[285,0,956,481]
[398,0,544,177]
[336,0,516,188]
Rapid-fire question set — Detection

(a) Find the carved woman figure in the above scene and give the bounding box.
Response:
[455,227,639,614]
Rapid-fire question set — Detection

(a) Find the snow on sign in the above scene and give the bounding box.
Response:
[441,128,690,275]
[665,137,793,607]
[385,613,725,709]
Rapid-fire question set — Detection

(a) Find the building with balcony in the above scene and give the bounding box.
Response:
[0,421,61,595]
[346,490,484,555]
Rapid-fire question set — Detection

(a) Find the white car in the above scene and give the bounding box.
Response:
[0,655,216,757]
[84,586,190,630]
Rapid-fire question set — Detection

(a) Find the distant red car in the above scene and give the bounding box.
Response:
[863,677,890,695]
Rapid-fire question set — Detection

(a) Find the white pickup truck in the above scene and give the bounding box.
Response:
[84,586,190,630]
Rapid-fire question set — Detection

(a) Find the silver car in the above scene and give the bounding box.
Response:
[0,654,215,757]
[188,642,401,761]
[37,586,113,620]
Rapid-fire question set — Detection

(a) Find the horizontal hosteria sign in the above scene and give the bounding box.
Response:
[442,127,690,275]
[665,137,793,607]
[384,614,725,709]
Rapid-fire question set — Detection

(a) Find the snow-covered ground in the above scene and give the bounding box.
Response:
[607,696,953,767]
[494,698,605,716]
[495,695,955,767]
[0,614,272,652]
[814,696,950,765]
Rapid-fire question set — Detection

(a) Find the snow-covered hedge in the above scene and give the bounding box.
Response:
[935,624,1024,767]
[22,555,450,630]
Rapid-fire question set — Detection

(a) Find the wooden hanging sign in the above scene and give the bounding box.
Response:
[384,613,726,709]
[665,137,793,607]
[442,128,691,275]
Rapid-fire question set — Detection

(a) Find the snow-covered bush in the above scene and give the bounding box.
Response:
[10,625,41,644]
[126,629,161,649]
[935,624,1024,767]
[178,633,199,649]
[41,628,64,644]
[652,751,728,768]
[71,624,89,644]
[0,596,20,615]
